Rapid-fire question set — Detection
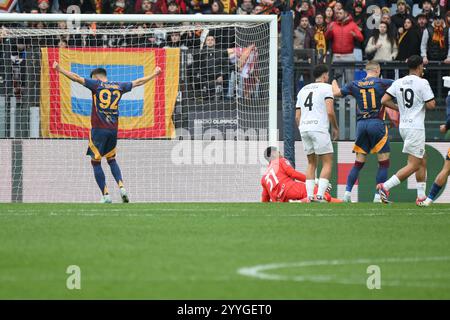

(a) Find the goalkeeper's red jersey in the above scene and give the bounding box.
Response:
[261,157,306,202]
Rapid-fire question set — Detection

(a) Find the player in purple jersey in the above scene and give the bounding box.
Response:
[54,61,161,203]
[332,61,395,203]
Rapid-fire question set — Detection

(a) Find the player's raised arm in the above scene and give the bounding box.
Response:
[53,61,85,85]
[132,66,162,88]
[326,97,339,140]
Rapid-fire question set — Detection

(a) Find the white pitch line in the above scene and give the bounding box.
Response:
[1,206,450,218]
[1,211,450,218]
[238,256,450,288]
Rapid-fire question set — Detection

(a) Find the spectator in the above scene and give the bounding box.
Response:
[430,0,444,19]
[295,0,316,26]
[134,0,167,14]
[180,22,202,48]
[391,0,410,33]
[380,12,398,38]
[58,39,68,48]
[313,12,328,62]
[101,0,134,14]
[365,22,398,61]
[293,16,315,50]
[17,0,37,12]
[314,0,329,13]
[352,0,367,61]
[196,35,229,100]
[259,0,280,14]
[211,0,225,13]
[421,0,436,22]
[138,0,163,13]
[165,32,184,48]
[220,0,237,13]
[185,0,208,13]
[236,0,254,14]
[325,8,363,83]
[352,0,366,29]
[417,12,430,34]
[397,17,422,61]
[37,0,51,13]
[333,1,343,13]
[421,18,450,63]
[167,1,181,13]
[324,6,334,26]
[252,4,264,14]
[446,10,450,28]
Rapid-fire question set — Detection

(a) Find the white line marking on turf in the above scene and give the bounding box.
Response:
[238,256,450,288]
[1,207,450,217]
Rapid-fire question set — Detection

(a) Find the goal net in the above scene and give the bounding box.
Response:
[0,14,277,203]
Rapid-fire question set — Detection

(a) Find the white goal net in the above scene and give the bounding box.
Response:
[0,14,277,203]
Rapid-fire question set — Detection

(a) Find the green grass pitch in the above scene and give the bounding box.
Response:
[1,203,450,299]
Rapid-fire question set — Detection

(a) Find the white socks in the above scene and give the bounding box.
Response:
[384,175,401,191]
[317,178,329,197]
[306,179,315,199]
[373,193,381,202]
[343,191,352,201]
[416,182,426,198]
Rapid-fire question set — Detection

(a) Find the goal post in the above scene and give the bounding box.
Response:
[0,13,278,203]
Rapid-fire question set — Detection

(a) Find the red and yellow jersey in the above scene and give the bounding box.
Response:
[83,78,133,130]
[261,158,306,202]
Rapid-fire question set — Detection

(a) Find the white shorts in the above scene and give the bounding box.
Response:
[300,131,333,155]
[399,128,426,159]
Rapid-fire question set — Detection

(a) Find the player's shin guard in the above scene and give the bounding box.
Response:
[91,161,108,195]
[428,182,443,201]
[107,158,124,188]
[346,161,365,192]
[376,159,390,184]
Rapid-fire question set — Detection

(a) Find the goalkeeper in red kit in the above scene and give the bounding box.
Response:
[261,147,342,203]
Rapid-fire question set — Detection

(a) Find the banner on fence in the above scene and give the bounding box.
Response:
[40,47,179,138]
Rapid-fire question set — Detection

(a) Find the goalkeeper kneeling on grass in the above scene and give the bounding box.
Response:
[261,147,342,203]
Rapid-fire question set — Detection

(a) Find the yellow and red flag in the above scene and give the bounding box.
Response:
[40,47,179,138]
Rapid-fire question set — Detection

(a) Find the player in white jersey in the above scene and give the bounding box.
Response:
[295,64,339,202]
[379,55,436,203]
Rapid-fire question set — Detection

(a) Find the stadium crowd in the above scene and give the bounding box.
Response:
[4,1,450,71]
[2,0,450,101]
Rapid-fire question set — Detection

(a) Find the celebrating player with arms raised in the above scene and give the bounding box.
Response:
[54,61,161,203]
[379,55,436,204]
[332,61,394,203]
[296,64,339,202]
